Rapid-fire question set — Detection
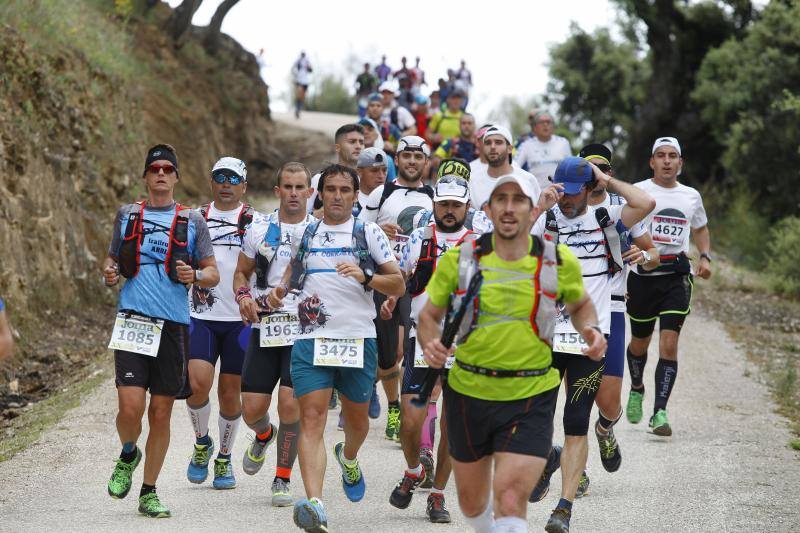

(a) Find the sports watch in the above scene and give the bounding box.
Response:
[361,267,374,288]
[194,269,204,282]
[640,250,652,264]
[700,252,712,263]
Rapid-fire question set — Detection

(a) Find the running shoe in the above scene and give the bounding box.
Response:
[426,493,452,523]
[649,409,672,436]
[272,478,293,507]
[138,492,171,518]
[575,471,590,498]
[389,468,425,509]
[529,445,562,503]
[333,441,366,502]
[595,422,622,472]
[545,506,571,533]
[368,383,381,419]
[419,448,434,489]
[213,457,236,489]
[626,389,644,424]
[293,498,328,533]
[328,390,338,410]
[187,437,214,484]
[385,404,401,441]
[337,411,344,431]
[107,447,141,499]
[242,424,276,475]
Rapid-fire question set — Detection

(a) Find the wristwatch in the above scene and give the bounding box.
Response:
[361,267,374,288]
[194,269,204,282]
[700,252,712,263]
[640,250,652,263]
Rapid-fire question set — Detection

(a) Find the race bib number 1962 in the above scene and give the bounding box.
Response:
[313,338,364,368]
[108,312,163,358]
[260,313,300,347]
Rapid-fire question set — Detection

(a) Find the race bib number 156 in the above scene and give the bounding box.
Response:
[108,312,163,358]
[552,331,588,355]
[313,338,364,368]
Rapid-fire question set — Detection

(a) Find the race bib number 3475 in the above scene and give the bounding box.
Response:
[108,312,164,358]
[313,338,364,368]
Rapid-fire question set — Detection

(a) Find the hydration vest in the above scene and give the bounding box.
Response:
[367,180,434,214]
[289,219,376,292]
[199,203,253,243]
[118,201,192,284]
[543,206,624,278]
[454,232,559,346]
[407,225,473,297]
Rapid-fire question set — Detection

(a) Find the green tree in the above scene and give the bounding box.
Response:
[488,95,543,141]
[306,74,358,115]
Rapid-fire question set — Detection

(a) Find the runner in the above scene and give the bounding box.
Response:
[233,162,316,507]
[433,113,479,164]
[380,82,417,137]
[427,90,466,148]
[530,156,654,533]
[366,93,402,155]
[265,164,405,532]
[453,60,472,109]
[357,118,397,182]
[514,111,572,190]
[355,147,389,218]
[626,137,712,436]
[360,136,434,442]
[469,125,541,209]
[102,144,218,518]
[418,174,606,533]
[292,51,313,119]
[355,63,378,119]
[306,123,364,214]
[184,157,253,491]
[0,297,12,360]
[581,144,659,491]
[389,175,475,523]
[375,55,392,84]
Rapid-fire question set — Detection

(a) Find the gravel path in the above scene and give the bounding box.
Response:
[0,304,798,532]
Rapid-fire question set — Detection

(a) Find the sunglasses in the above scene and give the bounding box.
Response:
[596,164,612,173]
[212,170,245,185]
[147,164,176,175]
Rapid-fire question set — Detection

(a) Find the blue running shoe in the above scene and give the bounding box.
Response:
[212,457,236,489]
[293,498,329,532]
[368,383,381,419]
[333,441,365,502]
[529,445,562,503]
[187,437,214,484]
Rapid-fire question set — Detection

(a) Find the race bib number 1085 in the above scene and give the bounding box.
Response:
[108,312,164,358]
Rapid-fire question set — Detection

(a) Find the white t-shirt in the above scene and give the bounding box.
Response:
[241,210,315,320]
[532,204,625,335]
[469,166,541,210]
[514,135,572,191]
[359,182,433,258]
[292,57,312,85]
[596,193,647,313]
[190,203,250,321]
[294,217,395,339]
[306,172,322,214]
[632,179,708,276]
[382,104,416,131]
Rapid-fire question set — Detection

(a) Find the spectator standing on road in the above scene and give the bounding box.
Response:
[355,63,378,119]
[375,55,392,83]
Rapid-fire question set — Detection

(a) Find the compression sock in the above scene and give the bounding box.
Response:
[140,484,156,497]
[388,399,400,409]
[218,412,241,457]
[420,401,437,450]
[597,407,623,434]
[654,358,678,414]
[491,517,527,533]
[627,348,647,391]
[464,502,494,533]
[275,421,300,481]
[247,414,272,441]
[186,398,211,443]
[120,442,137,463]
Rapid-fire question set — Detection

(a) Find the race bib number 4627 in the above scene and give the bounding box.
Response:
[651,214,689,246]
[108,312,163,358]
[313,338,364,368]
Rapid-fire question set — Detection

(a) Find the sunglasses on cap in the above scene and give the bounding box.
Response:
[212,169,246,185]
[434,176,469,199]
[146,163,176,175]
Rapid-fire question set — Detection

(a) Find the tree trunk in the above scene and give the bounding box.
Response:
[165,0,203,43]
[202,0,240,55]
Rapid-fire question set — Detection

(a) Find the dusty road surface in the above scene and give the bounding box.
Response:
[273,111,359,138]
[1,303,798,532]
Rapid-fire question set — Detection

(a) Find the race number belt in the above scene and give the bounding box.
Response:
[108,311,164,358]
[455,360,550,378]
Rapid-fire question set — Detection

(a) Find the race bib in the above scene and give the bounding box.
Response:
[392,234,409,259]
[313,338,364,368]
[260,313,300,347]
[552,331,588,355]
[412,337,454,368]
[651,214,689,246]
[108,312,163,358]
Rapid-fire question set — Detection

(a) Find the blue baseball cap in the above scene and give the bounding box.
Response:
[553,156,594,195]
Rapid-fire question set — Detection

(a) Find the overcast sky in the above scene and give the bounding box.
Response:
[170,0,617,120]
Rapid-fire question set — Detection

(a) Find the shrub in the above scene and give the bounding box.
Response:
[766,216,800,297]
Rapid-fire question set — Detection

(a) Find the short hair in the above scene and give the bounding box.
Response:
[334,124,365,144]
[318,163,359,192]
[275,161,311,186]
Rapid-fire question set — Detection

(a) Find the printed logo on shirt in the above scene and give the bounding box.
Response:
[191,286,217,313]
[298,294,330,333]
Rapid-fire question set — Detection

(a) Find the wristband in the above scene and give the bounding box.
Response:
[700,252,712,263]
[235,287,252,304]
[589,325,602,335]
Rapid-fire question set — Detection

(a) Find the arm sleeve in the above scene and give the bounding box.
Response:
[425,248,459,308]
[191,214,215,260]
[366,222,395,266]
[691,191,708,229]
[630,221,648,239]
[107,207,125,258]
[556,244,585,304]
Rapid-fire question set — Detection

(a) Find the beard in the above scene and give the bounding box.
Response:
[399,165,424,182]
[434,212,466,233]
[486,152,507,168]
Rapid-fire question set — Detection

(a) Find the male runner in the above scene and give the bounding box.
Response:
[357,120,397,182]
[233,162,316,506]
[360,136,434,441]
[418,174,606,533]
[626,137,712,436]
[530,156,654,533]
[267,164,405,532]
[292,51,313,119]
[514,111,572,190]
[366,93,402,155]
[306,123,364,213]
[470,125,540,209]
[389,175,475,523]
[103,144,218,518]
[427,90,466,147]
[375,55,391,83]
[355,63,378,118]
[0,297,12,360]
[185,157,252,490]
[355,147,388,218]
[433,113,479,164]
[380,82,417,137]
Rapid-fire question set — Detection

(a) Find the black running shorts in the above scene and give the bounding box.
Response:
[443,383,558,462]
[114,320,188,397]
[626,272,693,338]
[374,292,411,370]
[240,328,293,394]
